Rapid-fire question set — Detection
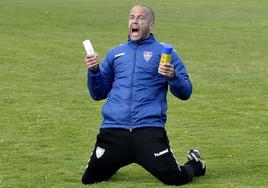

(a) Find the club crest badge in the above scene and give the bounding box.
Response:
[143,51,153,62]
[95,146,105,159]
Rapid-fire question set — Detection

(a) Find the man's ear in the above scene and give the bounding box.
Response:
[150,22,155,30]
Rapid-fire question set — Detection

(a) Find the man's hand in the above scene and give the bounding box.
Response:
[158,63,175,79]
[84,53,100,71]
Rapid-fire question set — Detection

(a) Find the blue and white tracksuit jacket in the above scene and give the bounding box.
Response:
[87,34,192,131]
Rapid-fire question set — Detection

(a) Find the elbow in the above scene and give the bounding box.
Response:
[181,85,192,100]
[179,92,192,100]
[182,81,192,100]
[89,90,107,101]
[173,84,192,100]
[91,95,103,101]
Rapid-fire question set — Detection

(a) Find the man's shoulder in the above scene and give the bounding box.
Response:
[109,42,128,53]
[104,42,128,61]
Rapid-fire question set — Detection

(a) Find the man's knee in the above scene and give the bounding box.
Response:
[82,172,94,184]
[155,168,193,186]
[81,173,105,184]
[82,167,116,184]
[159,176,189,186]
[81,167,100,184]
[81,177,90,185]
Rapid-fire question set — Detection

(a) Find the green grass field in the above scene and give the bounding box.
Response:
[1,0,267,187]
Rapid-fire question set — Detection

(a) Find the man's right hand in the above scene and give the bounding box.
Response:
[84,53,100,71]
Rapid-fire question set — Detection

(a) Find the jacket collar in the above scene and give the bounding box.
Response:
[128,33,155,45]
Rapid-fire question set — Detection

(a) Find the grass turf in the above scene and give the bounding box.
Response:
[0,0,267,187]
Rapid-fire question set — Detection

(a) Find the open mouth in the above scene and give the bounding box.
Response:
[132,28,139,33]
[131,26,139,34]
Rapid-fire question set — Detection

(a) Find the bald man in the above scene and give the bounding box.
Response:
[82,5,206,185]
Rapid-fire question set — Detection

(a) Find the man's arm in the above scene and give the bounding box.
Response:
[85,53,114,100]
[168,59,192,100]
[158,52,192,100]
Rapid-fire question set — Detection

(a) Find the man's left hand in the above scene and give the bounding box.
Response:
[158,63,175,79]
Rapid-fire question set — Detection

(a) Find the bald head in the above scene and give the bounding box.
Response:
[128,5,155,41]
[132,5,155,23]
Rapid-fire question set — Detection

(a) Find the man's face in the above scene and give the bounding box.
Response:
[128,6,154,42]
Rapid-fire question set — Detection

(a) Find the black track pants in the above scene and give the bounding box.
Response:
[82,127,200,185]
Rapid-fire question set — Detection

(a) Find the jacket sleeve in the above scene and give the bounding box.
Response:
[87,52,114,100]
[168,51,192,100]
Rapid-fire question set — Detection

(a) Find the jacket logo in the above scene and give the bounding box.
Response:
[95,146,105,159]
[114,52,125,58]
[143,51,153,62]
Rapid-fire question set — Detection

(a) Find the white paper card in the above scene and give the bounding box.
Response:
[83,39,95,55]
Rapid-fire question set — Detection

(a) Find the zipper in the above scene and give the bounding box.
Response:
[129,44,138,132]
